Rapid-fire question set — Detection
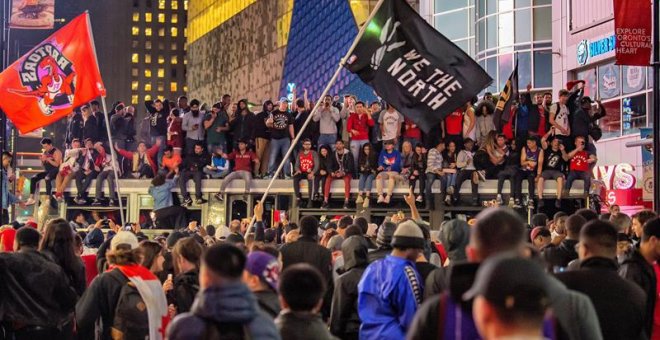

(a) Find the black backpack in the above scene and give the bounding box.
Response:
[110,269,150,340]
[201,319,250,340]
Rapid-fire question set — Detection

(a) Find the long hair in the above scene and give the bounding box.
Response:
[172,237,203,275]
[139,240,164,270]
[40,218,80,280]
[358,143,377,170]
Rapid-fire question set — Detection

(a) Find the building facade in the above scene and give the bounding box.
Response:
[552,0,652,207]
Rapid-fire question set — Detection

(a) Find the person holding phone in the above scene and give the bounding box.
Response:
[563,136,597,198]
[182,99,205,156]
[313,95,341,150]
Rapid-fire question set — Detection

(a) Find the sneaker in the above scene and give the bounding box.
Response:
[343,200,350,209]
[477,170,486,181]
[91,199,103,206]
[263,175,273,180]
[196,198,208,205]
[377,195,385,204]
[24,197,36,206]
[362,197,370,208]
[513,199,522,209]
[74,197,87,205]
[537,199,545,208]
[355,195,364,204]
[214,193,224,201]
[284,176,292,180]
[108,199,116,206]
[416,195,423,203]
[555,199,561,208]
[384,195,391,204]
[496,194,504,206]
[321,201,329,209]
[447,186,455,195]
[444,194,452,206]
[182,197,193,207]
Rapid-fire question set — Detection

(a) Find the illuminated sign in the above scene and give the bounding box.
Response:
[577,35,616,65]
[286,83,296,102]
[593,163,636,190]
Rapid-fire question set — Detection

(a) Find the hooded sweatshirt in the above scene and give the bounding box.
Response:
[167,282,281,340]
[330,236,368,340]
[254,101,273,140]
[438,219,470,263]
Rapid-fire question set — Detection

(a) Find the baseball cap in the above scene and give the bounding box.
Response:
[110,231,139,251]
[530,227,550,242]
[463,255,550,311]
[245,251,280,291]
[279,97,289,103]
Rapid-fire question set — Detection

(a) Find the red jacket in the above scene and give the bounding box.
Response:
[347,113,374,141]
[117,143,159,175]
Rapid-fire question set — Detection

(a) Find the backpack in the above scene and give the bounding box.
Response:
[201,319,250,340]
[110,270,150,340]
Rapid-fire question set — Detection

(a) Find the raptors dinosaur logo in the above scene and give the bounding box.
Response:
[9,42,76,116]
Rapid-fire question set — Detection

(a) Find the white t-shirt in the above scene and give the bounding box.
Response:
[379,109,404,141]
[551,103,570,136]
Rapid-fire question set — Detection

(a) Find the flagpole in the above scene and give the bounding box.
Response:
[85,11,125,226]
[245,0,386,236]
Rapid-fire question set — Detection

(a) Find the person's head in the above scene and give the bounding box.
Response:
[243,250,280,293]
[137,142,147,153]
[106,231,141,266]
[335,139,345,151]
[550,137,560,150]
[496,134,507,147]
[220,94,232,107]
[617,233,632,257]
[609,204,621,216]
[468,208,526,262]
[534,93,543,105]
[338,215,353,236]
[355,101,366,114]
[447,141,456,153]
[632,210,657,238]
[73,210,85,224]
[151,174,166,187]
[153,99,163,111]
[40,218,77,264]
[608,213,631,233]
[344,225,363,239]
[361,143,372,156]
[2,151,12,168]
[575,208,598,222]
[189,99,200,112]
[558,89,570,105]
[301,138,312,151]
[40,137,53,151]
[377,221,397,247]
[69,138,81,149]
[531,213,548,228]
[229,219,241,233]
[139,240,165,273]
[81,104,91,117]
[640,217,660,262]
[172,237,203,275]
[237,139,248,151]
[577,220,617,260]
[168,108,179,119]
[466,255,550,339]
[300,215,319,240]
[279,264,326,313]
[580,96,594,111]
[464,138,475,151]
[370,101,381,113]
[319,145,330,157]
[543,92,552,105]
[484,92,493,102]
[530,227,551,250]
[401,140,412,154]
[194,142,204,155]
[435,139,446,152]
[574,135,586,149]
[83,138,93,149]
[566,214,587,239]
[526,136,538,150]
[199,243,245,289]
[354,217,369,235]
[177,95,188,108]
[163,145,173,158]
[391,220,425,261]
[415,143,424,155]
[238,99,248,112]
[15,227,41,251]
[323,95,332,106]
[278,99,289,111]
[384,139,395,151]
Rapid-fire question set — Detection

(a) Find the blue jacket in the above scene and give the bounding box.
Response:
[167,282,280,340]
[211,155,229,171]
[358,255,422,340]
[148,180,175,211]
[1,169,18,210]
[377,150,402,173]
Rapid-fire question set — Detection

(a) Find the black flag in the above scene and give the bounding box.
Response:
[493,61,519,130]
[345,0,492,133]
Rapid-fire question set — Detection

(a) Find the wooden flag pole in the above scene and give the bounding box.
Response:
[244,0,386,236]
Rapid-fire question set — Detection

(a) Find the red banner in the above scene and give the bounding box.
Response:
[0,12,105,133]
[614,0,652,66]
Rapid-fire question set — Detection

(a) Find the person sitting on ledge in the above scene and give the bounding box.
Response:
[214,139,258,201]
[114,139,161,179]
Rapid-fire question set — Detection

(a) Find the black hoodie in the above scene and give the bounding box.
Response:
[230,99,256,143]
[329,236,368,340]
[254,100,273,140]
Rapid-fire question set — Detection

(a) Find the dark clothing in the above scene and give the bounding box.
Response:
[145,99,170,136]
[415,262,438,283]
[179,170,203,199]
[230,112,256,146]
[170,270,199,314]
[255,290,281,319]
[65,113,83,146]
[0,249,77,332]
[330,236,368,340]
[557,257,646,340]
[94,111,109,143]
[519,92,545,135]
[41,249,86,297]
[329,150,355,175]
[167,282,280,340]
[269,109,293,140]
[254,110,271,140]
[182,151,210,173]
[293,110,317,143]
[276,311,338,340]
[619,249,656,337]
[542,238,579,271]
[368,247,391,263]
[75,268,129,340]
[82,115,99,143]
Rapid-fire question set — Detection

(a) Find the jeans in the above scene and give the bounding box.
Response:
[565,171,591,194]
[358,173,375,192]
[150,135,166,167]
[30,169,58,195]
[497,166,520,197]
[318,134,337,151]
[425,173,446,206]
[516,171,536,200]
[293,173,315,198]
[268,138,291,177]
[95,170,117,200]
[220,170,252,194]
[314,175,327,198]
[454,169,478,201]
[324,174,352,200]
[179,170,203,199]
[350,140,369,172]
[408,171,426,197]
[445,173,457,188]
[203,168,229,179]
[75,170,98,198]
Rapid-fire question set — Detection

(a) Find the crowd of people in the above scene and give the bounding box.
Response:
[10,79,605,219]
[1,188,659,340]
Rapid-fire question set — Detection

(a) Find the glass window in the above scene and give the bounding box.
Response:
[132,12,139,22]
[477,0,486,18]
[158,28,165,37]
[498,12,514,48]
[649,67,654,88]
[576,68,597,98]
[533,50,552,88]
[171,0,178,10]
[145,13,152,22]
[622,94,647,135]
[131,95,139,105]
[599,99,621,139]
[158,13,165,23]
[145,95,152,101]
[158,68,165,78]
[172,14,178,23]
[435,0,468,12]
[131,68,139,77]
[171,27,178,37]
[183,0,187,10]
[171,55,178,64]
[455,40,469,53]
[145,54,152,63]
[183,58,187,65]
[158,0,165,9]
[517,51,532,89]
[144,69,152,77]
[145,28,152,36]
[435,11,468,40]
[158,55,164,64]
[499,0,513,12]
[171,68,178,78]
[131,40,139,48]
[145,41,152,50]
[478,21,486,51]
[487,16,497,49]
[144,83,152,91]
[649,92,654,127]
[534,0,551,4]
[598,63,621,99]
[533,7,551,40]
[498,54,513,89]
[487,0,497,14]
[515,0,531,7]
[486,57,498,92]
[183,85,188,92]
[170,82,178,92]
[157,82,164,92]
[131,81,138,90]
[132,26,139,36]
[131,53,139,63]
[159,42,165,50]
[171,42,177,50]
[514,9,531,43]
[622,66,646,94]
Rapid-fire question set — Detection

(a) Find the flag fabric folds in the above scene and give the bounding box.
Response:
[345,0,492,133]
[494,61,519,131]
[0,12,105,134]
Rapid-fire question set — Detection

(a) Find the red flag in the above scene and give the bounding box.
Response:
[614,0,652,66]
[0,12,105,133]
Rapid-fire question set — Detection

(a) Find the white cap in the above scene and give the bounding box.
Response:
[110,231,139,251]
